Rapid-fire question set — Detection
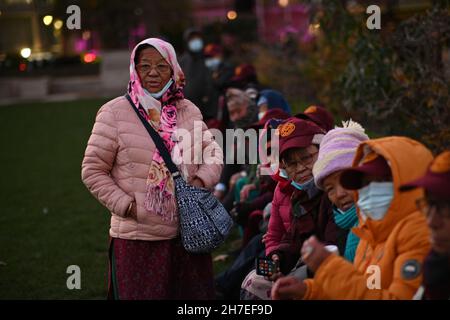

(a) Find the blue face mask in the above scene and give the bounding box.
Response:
[357,182,394,221]
[188,38,203,52]
[145,78,173,100]
[279,168,288,179]
[291,178,320,200]
[335,205,356,216]
[205,57,221,70]
[291,178,315,191]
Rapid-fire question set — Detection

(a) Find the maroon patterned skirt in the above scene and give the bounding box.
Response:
[108,237,215,300]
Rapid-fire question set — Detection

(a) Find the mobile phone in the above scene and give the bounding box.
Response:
[255,257,279,277]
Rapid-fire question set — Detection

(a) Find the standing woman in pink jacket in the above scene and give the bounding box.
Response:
[81,38,223,300]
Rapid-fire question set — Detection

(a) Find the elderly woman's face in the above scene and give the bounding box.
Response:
[282,145,319,184]
[136,47,172,93]
[226,88,249,122]
[228,100,248,122]
[323,170,354,212]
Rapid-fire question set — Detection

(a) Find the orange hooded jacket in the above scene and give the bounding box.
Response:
[303,136,433,300]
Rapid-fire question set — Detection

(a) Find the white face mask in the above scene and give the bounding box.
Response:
[258,111,266,121]
[205,57,221,70]
[188,38,203,52]
[145,78,173,100]
[245,88,258,100]
[357,182,394,221]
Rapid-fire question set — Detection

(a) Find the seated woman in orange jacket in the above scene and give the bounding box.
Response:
[272,136,433,300]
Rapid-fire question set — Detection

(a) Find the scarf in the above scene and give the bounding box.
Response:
[333,205,360,262]
[128,38,185,221]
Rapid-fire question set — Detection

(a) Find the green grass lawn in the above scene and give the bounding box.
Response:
[0,98,239,299]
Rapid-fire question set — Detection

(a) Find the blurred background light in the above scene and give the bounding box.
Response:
[83,52,97,63]
[227,10,237,20]
[53,19,63,30]
[278,0,289,8]
[43,15,53,26]
[20,48,31,59]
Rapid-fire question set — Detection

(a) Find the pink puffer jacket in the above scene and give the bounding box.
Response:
[81,96,223,241]
[264,183,294,255]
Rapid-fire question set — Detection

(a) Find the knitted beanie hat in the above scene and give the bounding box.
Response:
[313,119,369,190]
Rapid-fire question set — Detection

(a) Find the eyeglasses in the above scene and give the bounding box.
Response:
[136,63,171,74]
[416,197,450,218]
[283,152,318,170]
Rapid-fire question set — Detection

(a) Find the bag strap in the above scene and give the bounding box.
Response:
[125,93,180,176]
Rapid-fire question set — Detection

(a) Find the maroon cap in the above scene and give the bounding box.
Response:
[204,43,223,57]
[250,108,290,129]
[340,153,392,190]
[400,151,450,199]
[295,105,334,132]
[231,64,257,83]
[277,117,325,156]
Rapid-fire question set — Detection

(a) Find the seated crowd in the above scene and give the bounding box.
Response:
[212,62,450,300]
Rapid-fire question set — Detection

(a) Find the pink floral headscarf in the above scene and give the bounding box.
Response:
[127,38,185,221]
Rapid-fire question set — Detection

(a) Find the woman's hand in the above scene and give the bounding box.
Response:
[126,200,137,220]
[240,183,256,202]
[272,276,307,300]
[261,233,268,244]
[265,254,282,282]
[301,236,332,273]
[191,177,205,188]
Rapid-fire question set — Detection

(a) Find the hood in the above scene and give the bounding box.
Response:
[351,136,433,245]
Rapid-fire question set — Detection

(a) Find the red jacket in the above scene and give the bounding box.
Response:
[264,182,295,255]
[271,190,341,274]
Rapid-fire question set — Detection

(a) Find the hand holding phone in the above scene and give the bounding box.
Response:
[256,256,280,279]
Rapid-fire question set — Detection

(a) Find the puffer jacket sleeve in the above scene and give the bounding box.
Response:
[81,103,134,217]
[190,106,224,189]
[265,184,287,256]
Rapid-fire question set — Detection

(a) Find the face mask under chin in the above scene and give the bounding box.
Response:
[291,178,314,191]
[258,111,266,121]
[291,178,320,199]
[278,168,288,179]
[144,79,174,100]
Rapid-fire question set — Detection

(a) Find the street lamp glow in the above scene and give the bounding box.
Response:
[43,15,53,25]
[227,10,237,20]
[278,0,289,8]
[54,19,63,30]
[20,48,31,59]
